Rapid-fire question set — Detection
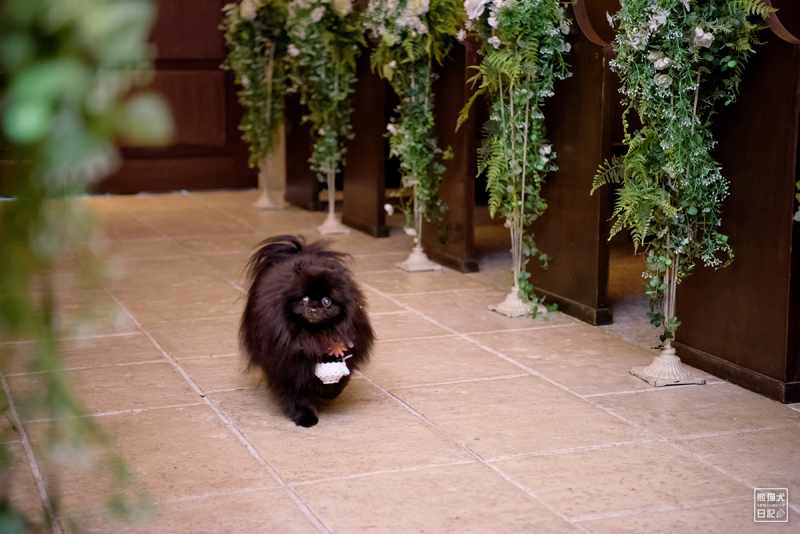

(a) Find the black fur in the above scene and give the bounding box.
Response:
[240,235,374,427]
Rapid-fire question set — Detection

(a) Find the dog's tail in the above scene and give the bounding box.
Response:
[244,235,349,284]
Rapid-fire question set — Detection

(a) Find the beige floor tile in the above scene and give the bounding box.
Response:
[357,268,491,295]
[102,238,188,261]
[134,210,253,238]
[115,283,244,326]
[579,499,797,534]
[106,257,220,290]
[4,442,46,526]
[48,289,139,339]
[8,362,198,419]
[74,488,318,534]
[467,324,701,396]
[92,211,163,241]
[196,253,250,284]
[209,379,471,483]
[370,311,451,341]
[349,253,409,273]
[1,333,163,375]
[172,233,265,255]
[397,288,579,335]
[394,376,649,459]
[319,231,405,256]
[593,383,800,439]
[365,336,524,390]
[466,267,513,293]
[673,426,800,506]
[495,442,751,520]
[294,462,581,534]
[28,404,277,514]
[146,316,242,359]
[179,356,261,393]
[362,288,404,314]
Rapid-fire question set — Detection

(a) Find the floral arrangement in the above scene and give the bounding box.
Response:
[365,0,464,244]
[285,0,365,184]
[221,0,290,168]
[1,0,171,527]
[460,0,571,317]
[592,0,772,344]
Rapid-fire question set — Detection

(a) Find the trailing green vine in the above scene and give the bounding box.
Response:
[592,0,772,344]
[1,0,171,529]
[365,0,464,241]
[221,0,290,168]
[460,0,571,317]
[285,0,365,182]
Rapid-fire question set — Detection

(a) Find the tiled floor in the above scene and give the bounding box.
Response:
[2,190,799,533]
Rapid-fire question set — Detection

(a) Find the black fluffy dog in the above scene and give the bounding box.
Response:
[240,235,374,427]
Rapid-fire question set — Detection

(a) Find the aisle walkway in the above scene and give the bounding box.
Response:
[3,190,799,533]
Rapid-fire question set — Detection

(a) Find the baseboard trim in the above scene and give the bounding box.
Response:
[673,341,800,403]
[531,286,613,326]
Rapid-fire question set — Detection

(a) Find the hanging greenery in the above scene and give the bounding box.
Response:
[285,0,365,182]
[592,0,772,344]
[221,0,290,168]
[459,0,571,316]
[0,0,171,529]
[365,0,464,241]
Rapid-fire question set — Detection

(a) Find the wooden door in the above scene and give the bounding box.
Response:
[94,0,256,194]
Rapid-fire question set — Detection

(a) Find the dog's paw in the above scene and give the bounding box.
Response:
[293,409,318,427]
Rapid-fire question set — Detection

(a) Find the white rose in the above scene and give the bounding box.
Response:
[388,60,397,68]
[654,73,672,87]
[539,145,552,155]
[457,29,466,41]
[384,204,394,216]
[240,0,257,20]
[311,6,326,22]
[606,11,614,28]
[648,51,663,62]
[488,35,501,49]
[332,0,352,16]
[240,75,250,87]
[694,27,715,48]
[648,9,668,31]
[653,57,671,70]
[488,16,498,28]
[287,44,300,57]
[464,0,490,20]
[386,123,397,135]
[406,0,430,16]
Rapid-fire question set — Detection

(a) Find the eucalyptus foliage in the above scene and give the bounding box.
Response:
[365,0,464,239]
[285,0,365,181]
[0,0,171,528]
[592,0,771,343]
[460,0,570,316]
[221,0,289,168]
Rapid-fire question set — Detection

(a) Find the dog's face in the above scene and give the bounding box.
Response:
[288,265,346,325]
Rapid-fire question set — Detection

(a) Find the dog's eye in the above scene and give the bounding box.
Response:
[321,297,331,308]
[302,296,309,304]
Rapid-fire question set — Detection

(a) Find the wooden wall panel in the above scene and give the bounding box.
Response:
[674,2,800,403]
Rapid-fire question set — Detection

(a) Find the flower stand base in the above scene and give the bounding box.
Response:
[317,213,350,235]
[253,190,281,210]
[488,287,544,318]
[630,346,706,387]
[396,246,441,272]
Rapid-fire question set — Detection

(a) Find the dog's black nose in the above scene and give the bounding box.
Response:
[310,308,317,315]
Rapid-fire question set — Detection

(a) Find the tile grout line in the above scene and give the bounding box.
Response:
[663,422,800,443]
[376,334,457,343]
[27,402,207,423]
[581,381,726,398]
[174,353,240,361]
[0,372,62,534]
[288,460,480,487]
[389,374,530,391]
[571,495,753,524]
[95,284,332,534]
[6,359,170,377]
[484,439,659,463]
[354,371,592,534]
[0,331,142,346]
